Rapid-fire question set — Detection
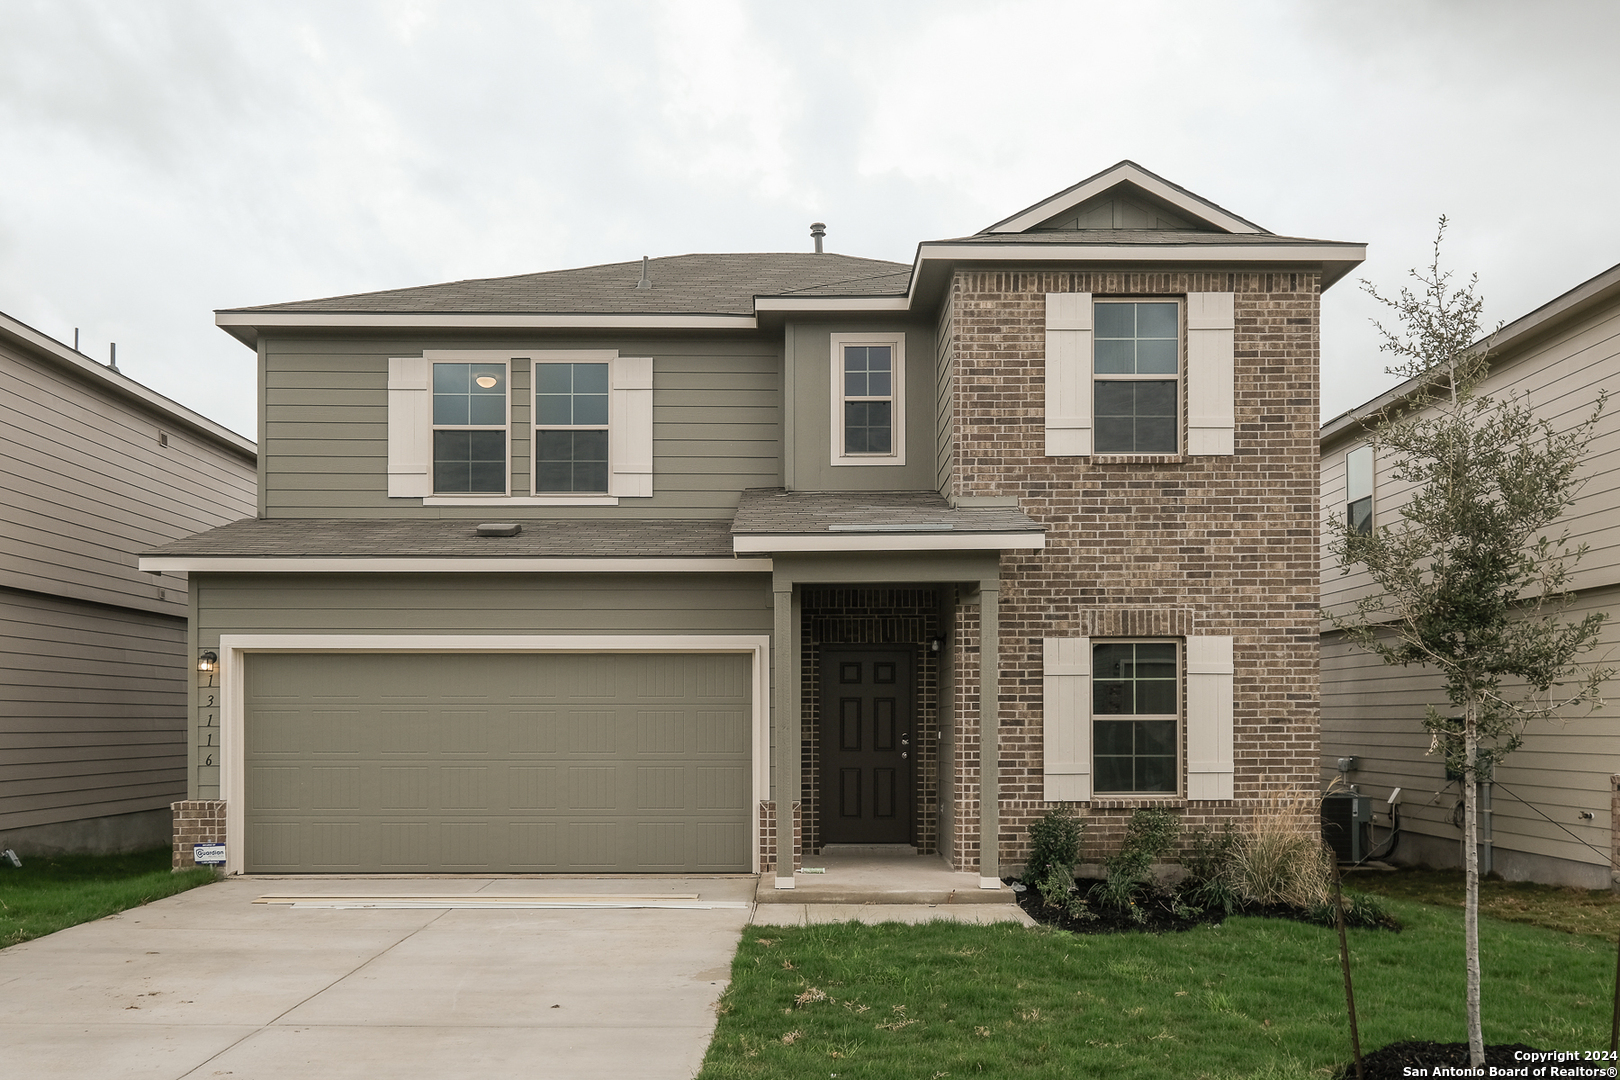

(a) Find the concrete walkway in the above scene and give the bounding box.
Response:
[754,849,1035,926]
[0,876,755,1080]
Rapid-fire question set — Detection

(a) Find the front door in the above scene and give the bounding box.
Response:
[818,647,914,845]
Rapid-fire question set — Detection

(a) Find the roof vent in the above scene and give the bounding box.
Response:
[636,255,651,290]
[810,222,826,254]
[475,523,522,538]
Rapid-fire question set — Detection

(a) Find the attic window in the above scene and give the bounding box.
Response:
[830,333,906,467]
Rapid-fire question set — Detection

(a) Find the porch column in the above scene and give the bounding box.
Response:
[978,580,1001,888]
[773,584,797,889]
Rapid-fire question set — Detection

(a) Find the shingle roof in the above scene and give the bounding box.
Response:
[730,489,1042,535]
[145,517,739,559]
[223,254,912,316]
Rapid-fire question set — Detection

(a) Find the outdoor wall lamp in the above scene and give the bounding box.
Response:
[198,651,218,674]
[928,636,947,654]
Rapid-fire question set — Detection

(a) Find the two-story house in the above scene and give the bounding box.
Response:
[146,161,1363,884]
[1,310,255,857]
[1321,260,1620,889]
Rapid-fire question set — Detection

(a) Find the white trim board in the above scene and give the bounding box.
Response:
[216,633,773,877]
[141,557,774,574]
[983,162,1263,235]
[732,533,1043,554]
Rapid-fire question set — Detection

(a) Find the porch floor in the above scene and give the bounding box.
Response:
[755,848,1015,907]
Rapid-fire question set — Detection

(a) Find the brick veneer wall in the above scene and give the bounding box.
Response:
[171,800,226,871]
[949,270,1322,872]
[799,588,940,856]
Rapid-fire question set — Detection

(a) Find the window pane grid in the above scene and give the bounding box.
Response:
[535,362,610,493]
[431,362,508,494]
[1094,301,1179,454]
[842,345,893,455]
[1092,641,1178,795]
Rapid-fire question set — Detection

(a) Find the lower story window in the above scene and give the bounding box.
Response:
[1092,640,1179,793]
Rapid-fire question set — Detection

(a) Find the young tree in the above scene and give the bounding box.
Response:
[1325,220,1611,1068]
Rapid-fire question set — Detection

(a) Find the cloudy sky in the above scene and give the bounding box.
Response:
[2,0,1617,440]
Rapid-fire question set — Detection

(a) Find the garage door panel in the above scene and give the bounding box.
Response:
[244,652,752,873]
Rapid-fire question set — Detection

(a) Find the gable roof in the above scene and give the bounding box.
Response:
[979,161,1266,235]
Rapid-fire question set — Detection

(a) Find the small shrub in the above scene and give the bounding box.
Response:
[1230,788,1332,908]
[1307,890,1400,930]
[1099,808,1180,919]
[1035,864,1096,922]
[1022,806,1084,886]
[1182,823,1240,916]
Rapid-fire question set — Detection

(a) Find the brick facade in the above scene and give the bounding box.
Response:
[950,270,1322,872]
[171,799,226,871]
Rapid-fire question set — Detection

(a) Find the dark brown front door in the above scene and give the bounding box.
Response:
[819,648,914,845]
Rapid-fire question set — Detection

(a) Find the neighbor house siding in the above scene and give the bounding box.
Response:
[1320,284,1620,887]
[0,338,254,617]
[261,335,782,518]
[188,571,775,800]
[949,269,1322,871]
[0,587,189,831]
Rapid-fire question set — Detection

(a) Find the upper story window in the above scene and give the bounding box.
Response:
[536,362,610,493]
[830,333,906,466]
[388,350,653,504]
[432,361,508,494]
[1346,444,1373,534]
[1093,300,1180,454]
[1092,639,1180,794]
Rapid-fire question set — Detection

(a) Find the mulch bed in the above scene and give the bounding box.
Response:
[1341,1041,1556,1079]
[1008,878,1395,935]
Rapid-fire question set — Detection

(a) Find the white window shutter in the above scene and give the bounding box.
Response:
[1186,635,1235,800]
[1042,636,1091,801]
[1186,292,1235,456]
[609,357,654,497]
[387,357,432,497]
[1044,293,1092,456]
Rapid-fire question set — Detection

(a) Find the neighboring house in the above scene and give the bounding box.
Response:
[1321,262,1620,889]
[146,161,1364,882]
[0,311,256,856]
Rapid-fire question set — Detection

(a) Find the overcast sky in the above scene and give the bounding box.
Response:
[2,0,1617,441]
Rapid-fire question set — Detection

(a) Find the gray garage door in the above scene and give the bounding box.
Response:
[243,652,753,874]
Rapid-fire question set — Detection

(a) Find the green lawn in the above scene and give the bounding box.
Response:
[698,896,1611,1080]
[0,847,216,948]
[1343,866,1620,940]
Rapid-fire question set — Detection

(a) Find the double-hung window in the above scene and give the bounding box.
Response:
[387,350,653,502]
[432,361,508,494]
[1042,634,1233,802]
[535,362,610,493]
[1091,640,1180,794]
[1043,291,1232,457]
[1093,301,1180,454]
[830,333,905,466]
[1346,444,1373,535]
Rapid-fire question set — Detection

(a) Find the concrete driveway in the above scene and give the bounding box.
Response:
[0,876,755,1080]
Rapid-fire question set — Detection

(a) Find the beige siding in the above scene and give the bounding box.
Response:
[1322,294,1620,876]
[191,571,774,799]
[1322,584,1619,872]
[0,341,256,616]
[0,589,188,830]
[262,336,782,518]
[783,320,939,493]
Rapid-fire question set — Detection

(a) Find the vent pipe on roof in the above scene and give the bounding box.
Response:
[73,328,80,351]
[636,255,651,290]
[108,342,118,372]
[810,222,826,254]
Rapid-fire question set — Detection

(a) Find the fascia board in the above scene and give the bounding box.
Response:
[0,311,257,459]
[215,311,761,336]
[140,556,773,573]
[984,164,1263,235]
[754,297,911,313]
[732,533,1045,554]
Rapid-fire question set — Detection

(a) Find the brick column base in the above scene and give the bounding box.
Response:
[790,801,802,871]
[172,800,226,871]
[759,800,777,874]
